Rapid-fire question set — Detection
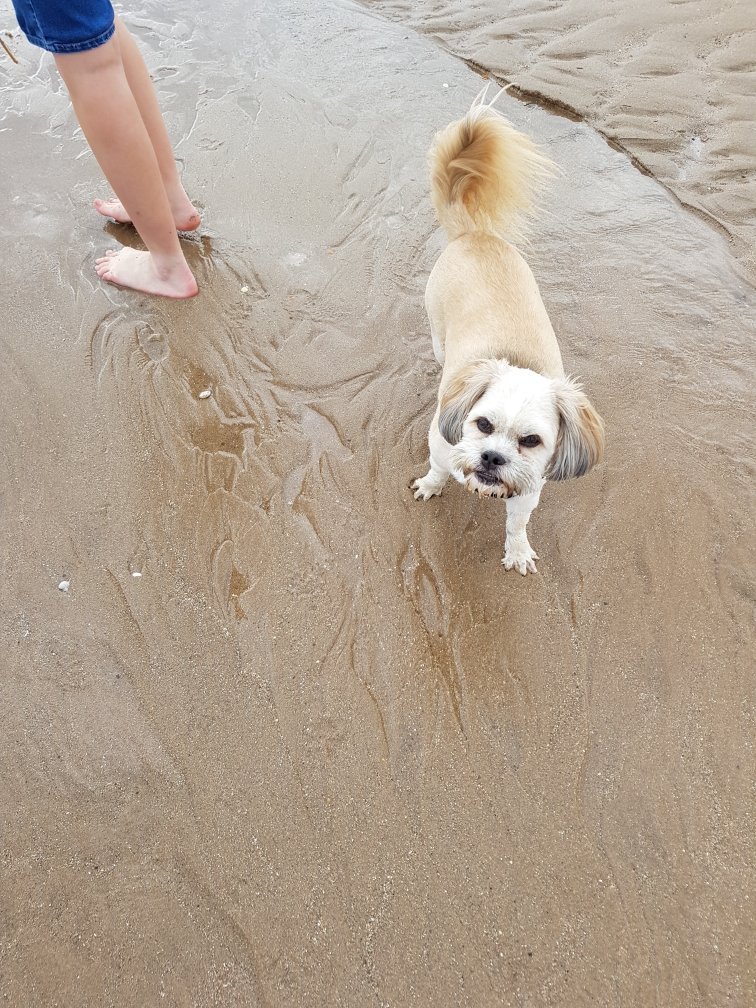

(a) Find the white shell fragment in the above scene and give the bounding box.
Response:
[131,571,143,578]
[58,580,70,592]
[198,389,212,399]
[240,285,249,293]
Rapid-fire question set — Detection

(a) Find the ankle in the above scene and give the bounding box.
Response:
[165,182,192,209]
[151,252,191,279]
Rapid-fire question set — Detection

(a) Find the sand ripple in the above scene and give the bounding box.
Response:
[0,0,753,1005]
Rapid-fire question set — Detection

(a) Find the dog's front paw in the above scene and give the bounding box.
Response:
[412,474,445,501]
[502,538,539,576]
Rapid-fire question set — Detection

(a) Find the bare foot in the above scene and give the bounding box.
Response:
[95,248,198,299]
[94,194,201,232]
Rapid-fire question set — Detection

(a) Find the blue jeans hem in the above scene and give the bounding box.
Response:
[23,21,115,54]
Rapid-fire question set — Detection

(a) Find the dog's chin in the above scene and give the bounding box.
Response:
[465,469,517,500]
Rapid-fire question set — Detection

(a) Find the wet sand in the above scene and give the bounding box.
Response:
[1,0,754,1006]
[361,0,756,279]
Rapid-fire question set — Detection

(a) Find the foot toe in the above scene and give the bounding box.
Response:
[95,198,126,218]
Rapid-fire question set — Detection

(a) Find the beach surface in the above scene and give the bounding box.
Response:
[361,0,756,279]
[1,0,754,1006]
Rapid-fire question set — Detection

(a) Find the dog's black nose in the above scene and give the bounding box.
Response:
[481,450,506,468]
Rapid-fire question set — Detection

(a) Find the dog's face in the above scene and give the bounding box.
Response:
[438,360,604,498]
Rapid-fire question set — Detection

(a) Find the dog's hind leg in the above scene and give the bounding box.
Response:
[502,483,543,574]
[425,275,445,364]
[430,318,445,365]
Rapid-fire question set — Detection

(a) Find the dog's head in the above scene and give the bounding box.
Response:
[438,360,604,498]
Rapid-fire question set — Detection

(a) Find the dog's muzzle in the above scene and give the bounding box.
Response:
[466,467,514,499]
[474,468,502,486]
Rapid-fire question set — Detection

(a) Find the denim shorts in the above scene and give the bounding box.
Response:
[11,0,115,54]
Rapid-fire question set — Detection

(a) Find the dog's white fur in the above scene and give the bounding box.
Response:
[413,91,604,574]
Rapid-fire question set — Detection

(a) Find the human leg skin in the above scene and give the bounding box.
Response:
[54,32,197,297]
[93,17,199,231]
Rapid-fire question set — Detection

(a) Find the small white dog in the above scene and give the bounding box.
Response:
[413,92,604,574]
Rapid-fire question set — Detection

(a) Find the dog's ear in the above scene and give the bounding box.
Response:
[546,377,604,481]
[438,361,495,444]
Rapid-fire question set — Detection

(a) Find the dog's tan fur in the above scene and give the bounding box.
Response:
[428,233,565,393]
[414,93,604,574]
[427,101,564,391]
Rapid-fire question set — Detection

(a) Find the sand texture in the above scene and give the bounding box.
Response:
[361,0,756,278]
[0,0,754,1005]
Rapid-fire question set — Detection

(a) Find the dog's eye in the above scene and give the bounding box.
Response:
[476,417,494,435]
[519,434,542,448]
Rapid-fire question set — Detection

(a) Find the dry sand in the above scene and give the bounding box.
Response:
[0,0,754,1006]
[361,0,756,279]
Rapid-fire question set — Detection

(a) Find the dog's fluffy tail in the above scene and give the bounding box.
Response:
[430,89,555,243]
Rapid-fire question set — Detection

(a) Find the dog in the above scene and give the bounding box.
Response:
[412,91,604,575]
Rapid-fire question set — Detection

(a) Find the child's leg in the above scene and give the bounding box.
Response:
[93,18,199,231]
[54,32,197,298]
